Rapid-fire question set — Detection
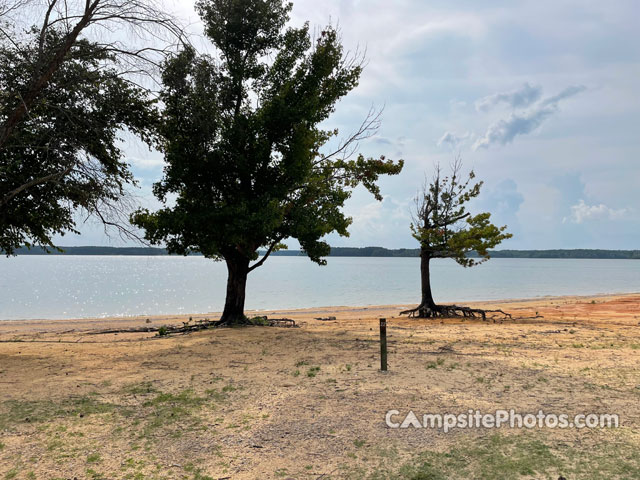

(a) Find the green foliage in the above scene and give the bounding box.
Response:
[131,0,402,268]
[248,316,270,326]
[411,160,511,267]
[0,29,156,255]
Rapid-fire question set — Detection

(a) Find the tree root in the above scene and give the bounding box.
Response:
[400,304,512,322]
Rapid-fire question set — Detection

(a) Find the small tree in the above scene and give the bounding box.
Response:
[132,0,403,325]
[401,159,512,319]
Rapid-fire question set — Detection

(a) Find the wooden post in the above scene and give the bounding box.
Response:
[380,318,388,371]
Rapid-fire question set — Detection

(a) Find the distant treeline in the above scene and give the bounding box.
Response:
[476,249,640,259]
[13,245,640,259]
[14,246,179,256]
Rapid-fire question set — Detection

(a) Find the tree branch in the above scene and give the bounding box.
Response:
[1,166,73,207]
[248,238,282,272]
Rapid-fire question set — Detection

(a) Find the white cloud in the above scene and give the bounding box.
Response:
[473,85,586,150]
[336,194,412,247]
[475,83,543,112]
[541,85,587,107]
[129,156,166,170]
[437,131,469,149]
[564,200,629,224]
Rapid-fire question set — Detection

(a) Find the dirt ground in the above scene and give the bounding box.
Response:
[1,294,640,479]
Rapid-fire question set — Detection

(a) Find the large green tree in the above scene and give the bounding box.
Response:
[132,0,403,325]
[0,35,155,254]
[401,159,512,319]
[0,0,183,255]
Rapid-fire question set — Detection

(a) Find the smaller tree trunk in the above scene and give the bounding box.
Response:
[401,245,512,321]
[420,248,437,310]
[220,254,250,325]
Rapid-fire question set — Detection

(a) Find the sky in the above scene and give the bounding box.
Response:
[58,0,640,250]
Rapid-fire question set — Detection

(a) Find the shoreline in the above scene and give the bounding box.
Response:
[1,291,638,335]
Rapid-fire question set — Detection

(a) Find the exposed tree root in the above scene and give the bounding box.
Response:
[400,303,512,322]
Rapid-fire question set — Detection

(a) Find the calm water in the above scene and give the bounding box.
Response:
[0,256,639,320]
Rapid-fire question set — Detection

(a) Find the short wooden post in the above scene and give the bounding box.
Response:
[380,318,388,371]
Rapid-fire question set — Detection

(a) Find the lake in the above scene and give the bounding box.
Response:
[0,256,639,320]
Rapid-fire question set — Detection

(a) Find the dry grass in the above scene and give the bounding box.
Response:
[1,294,639,479]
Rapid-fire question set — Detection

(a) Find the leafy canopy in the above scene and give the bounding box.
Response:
[0,29,156,255]
[412,159,512,267]
[132,0,403,266]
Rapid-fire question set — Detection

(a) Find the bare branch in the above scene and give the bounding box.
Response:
[0,0,188,150]
[317,105,383,164]
[248,238,283,272]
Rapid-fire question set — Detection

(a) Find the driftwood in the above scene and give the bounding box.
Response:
[87,316,296,336]
[400,304,512,322]
[86,319,218,336]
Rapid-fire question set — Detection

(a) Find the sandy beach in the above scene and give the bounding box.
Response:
[1,293,640,479]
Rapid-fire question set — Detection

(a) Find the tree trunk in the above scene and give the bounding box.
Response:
[401,247,512,321]
[220,254,250,325]
[420,248,437,310]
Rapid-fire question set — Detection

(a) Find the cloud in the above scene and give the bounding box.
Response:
[437,131,469,149]
[334,194,413,247]
[473,85,586,150]
[475,82,543,112]
[541,85,587,107]
[372,136,393,146]
[485,179,524,215]
[472,108,554,150]
[129,156,166,170]
[563,200,629,224]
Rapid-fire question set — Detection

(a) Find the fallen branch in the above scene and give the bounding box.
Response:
[87,316,297,336]
[87,319,218,336]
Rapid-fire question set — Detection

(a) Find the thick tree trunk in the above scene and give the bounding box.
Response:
[420,248,437,310]
[220,255,250,325]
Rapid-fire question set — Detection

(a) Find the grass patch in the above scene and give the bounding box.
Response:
[0,396,119,430]
[125,382,158,396]
[183,463,215,480]
[4,469,19,480]
[144,389,206,408]
[140,389,209,436]
[86,453,101,463]
[352,433,640,480]
[426,358,445,369]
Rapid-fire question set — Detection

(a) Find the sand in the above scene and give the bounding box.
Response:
[1,293,639,479]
